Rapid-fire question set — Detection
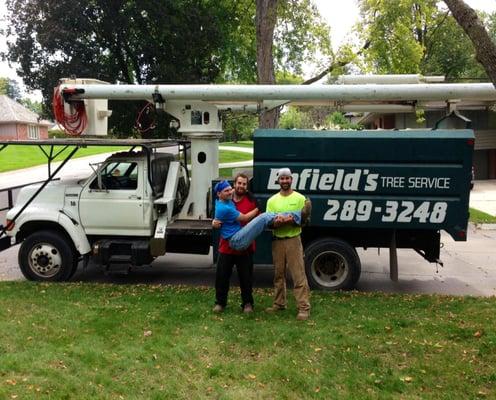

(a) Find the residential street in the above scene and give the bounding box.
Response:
[1,224,495,297]
[1,147,495,296]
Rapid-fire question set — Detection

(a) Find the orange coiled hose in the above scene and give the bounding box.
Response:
[52,85,88,136]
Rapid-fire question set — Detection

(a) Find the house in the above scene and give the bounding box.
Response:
[0,95,51,140]
[359,107,496,180]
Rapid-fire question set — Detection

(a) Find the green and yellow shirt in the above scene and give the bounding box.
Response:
[266,191,306,238]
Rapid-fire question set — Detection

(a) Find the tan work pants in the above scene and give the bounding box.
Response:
[271,236,310,312]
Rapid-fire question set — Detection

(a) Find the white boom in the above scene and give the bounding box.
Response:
[57,77,496,220]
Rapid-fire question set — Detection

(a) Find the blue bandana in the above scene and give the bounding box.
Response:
[214,180,231,193]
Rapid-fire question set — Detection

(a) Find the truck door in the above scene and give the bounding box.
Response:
[79,161,150,236]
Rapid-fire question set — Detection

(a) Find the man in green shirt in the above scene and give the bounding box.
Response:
[266,168,311,320]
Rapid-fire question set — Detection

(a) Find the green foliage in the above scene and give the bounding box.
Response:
[4,0,332,136]
[4,0,234,136]
[0,77,21,101]
[1,283,495,399]
[19,98,44,115]
[279,106,313,129]
[218,0,332,83]
[326,112,363,130]
[276,70,304,84]
[274,0,332,77]
[356,0,491,79]
[222,113,258,142]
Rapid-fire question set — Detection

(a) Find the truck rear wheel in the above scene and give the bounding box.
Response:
[18,230,78,282]
[304,238,361,290]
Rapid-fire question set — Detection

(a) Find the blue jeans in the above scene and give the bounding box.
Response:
[228,212,301,251]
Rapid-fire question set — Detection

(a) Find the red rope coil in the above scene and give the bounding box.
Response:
[52,85,88,136]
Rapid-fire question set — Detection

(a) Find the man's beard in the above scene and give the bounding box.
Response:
[280,183,291,191]
[235,188,246,196]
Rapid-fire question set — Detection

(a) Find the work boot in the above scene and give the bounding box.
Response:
[243,304,254,314]
[265,305,286,313]
[296,311,310,321]
[213,304,224,313]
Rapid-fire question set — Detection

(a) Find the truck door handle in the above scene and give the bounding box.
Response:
[128,195,142,200]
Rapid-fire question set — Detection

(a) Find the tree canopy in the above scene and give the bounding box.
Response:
[356,0,491,80]
[3,0,332,134]
[0,77,22,101]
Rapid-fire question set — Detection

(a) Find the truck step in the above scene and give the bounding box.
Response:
[108,255,132,264]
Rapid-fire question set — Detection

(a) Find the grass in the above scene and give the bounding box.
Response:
[219,168,234,177]
[218,150,252,163]
[0,146,251,174]
[220,141,253,148]
[0,146,128,173]
[470,207,496,224]
[0,282,494,399]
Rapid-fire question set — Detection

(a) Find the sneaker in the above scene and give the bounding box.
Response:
[243,304,254,314]
[213,304,224,313]
[296,311,309,321]
[265,305,286,313]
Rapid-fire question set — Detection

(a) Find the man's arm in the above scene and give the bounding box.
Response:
[236,207,259,223]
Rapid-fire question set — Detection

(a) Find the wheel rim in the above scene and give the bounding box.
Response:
[310,250,349,288]
[27,243,62,278]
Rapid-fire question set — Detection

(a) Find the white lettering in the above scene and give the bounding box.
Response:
[298,169,312,190]
[342,169,361,191]
[267,168,280,190]
[318,173,335,190]
[408,177,451,189]
[310,169,320,190]
[365,174,379,191]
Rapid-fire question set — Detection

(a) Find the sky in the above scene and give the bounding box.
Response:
[1,0,496,100]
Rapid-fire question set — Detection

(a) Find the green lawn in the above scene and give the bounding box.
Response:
[219,167,234,177]
[0,146,128,173]
[0,146,251,174]
[218,149,252,163]
[0,282,494,399]
[220,141,254,148]
[469,207,496,224]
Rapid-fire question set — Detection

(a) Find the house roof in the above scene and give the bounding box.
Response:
[0,95,51,126]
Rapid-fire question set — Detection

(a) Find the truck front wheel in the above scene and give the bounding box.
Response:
[304,238,361,290]
[19,230,78,281]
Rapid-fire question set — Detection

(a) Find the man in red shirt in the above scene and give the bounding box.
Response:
[213,173,259,314]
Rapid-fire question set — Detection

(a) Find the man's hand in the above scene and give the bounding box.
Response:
[271,214,294,228]
[212,219,222,229]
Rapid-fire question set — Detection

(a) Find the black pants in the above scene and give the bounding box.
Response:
[215,252,254,308]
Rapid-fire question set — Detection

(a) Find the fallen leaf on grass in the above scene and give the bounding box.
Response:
[314,348,322,352]
[143,330,152,337]
[247,374,256,380]
[5,379,16,385]
[474,331,483,338]
[401,376,413,383]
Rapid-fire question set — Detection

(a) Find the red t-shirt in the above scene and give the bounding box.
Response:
[218,194,258,255]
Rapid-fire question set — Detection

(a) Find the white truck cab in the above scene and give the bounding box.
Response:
[4,142,203,281]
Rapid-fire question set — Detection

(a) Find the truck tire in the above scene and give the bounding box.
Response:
[18,230,78,282]
[304,238,361,290]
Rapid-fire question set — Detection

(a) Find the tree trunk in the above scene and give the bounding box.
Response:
[444,0,496,88]
[256,0,279,128]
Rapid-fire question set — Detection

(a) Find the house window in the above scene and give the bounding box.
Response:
[28,125,39,139]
